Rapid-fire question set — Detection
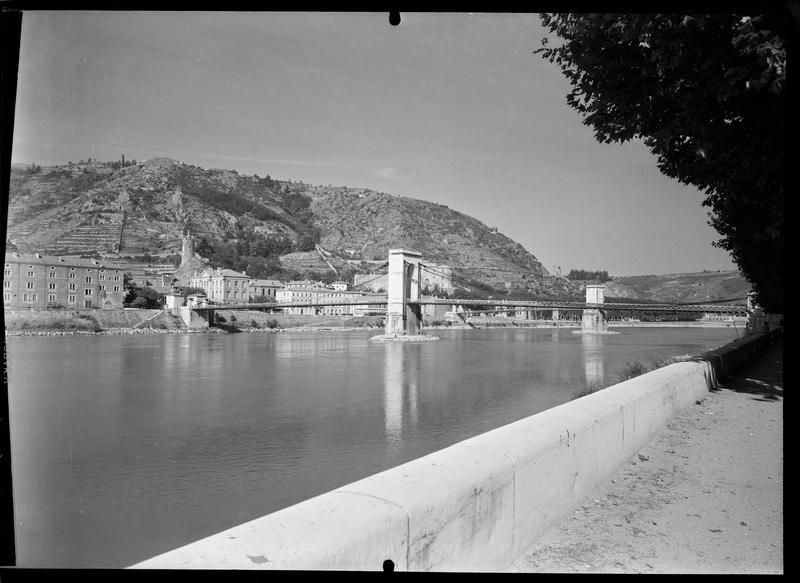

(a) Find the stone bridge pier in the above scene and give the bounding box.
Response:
[177,306,214,329]
[581,284,608,333]
[385,249,423,336]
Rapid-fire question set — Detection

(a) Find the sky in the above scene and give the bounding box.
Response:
[10,11,739,277]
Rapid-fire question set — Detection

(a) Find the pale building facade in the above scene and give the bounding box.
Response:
[276,281,375,315]
[189,268,250,304]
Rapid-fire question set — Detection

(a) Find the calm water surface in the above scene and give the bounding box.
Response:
[6,326,739,567]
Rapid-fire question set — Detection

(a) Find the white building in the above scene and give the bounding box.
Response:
[189,268,250,304]
[276,281,375,315]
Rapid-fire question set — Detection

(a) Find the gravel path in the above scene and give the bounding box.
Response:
[510,336,783,574]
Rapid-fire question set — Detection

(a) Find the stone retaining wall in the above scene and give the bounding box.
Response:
[130,329,781,571]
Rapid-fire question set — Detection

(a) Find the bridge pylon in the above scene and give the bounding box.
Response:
[385,249,423,336]
[582,284,608,333]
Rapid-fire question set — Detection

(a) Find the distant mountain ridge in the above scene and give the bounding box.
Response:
[606,271,751,304]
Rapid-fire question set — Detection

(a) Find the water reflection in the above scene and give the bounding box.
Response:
[383,343,420,448]
[581,333,605,385]
[7,327,740,567]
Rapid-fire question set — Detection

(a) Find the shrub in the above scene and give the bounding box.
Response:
[250,319,260,328]
[573,381,603,400]
[617,360,650,382]
[265,319,279,329]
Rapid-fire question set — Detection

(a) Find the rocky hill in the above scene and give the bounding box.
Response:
[307,188,551,290]
[5,158,749,302]
[6,158,554,293]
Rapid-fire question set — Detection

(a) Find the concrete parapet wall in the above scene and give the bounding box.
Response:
[130,329,780,571]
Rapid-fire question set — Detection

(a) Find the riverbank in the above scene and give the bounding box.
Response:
[3,308,386,336]
[510,335,783,574]
[4,307,743,337]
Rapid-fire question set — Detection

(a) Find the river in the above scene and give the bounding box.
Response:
[5,326,740,567]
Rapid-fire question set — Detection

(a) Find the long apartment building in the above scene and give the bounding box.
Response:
[3,252,125,309]
[276,281,382,315]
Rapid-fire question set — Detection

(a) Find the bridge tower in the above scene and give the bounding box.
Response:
[385,249,423,336]
[582,284,608,333]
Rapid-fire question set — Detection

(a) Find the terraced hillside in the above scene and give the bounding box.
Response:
[7,159,553,292]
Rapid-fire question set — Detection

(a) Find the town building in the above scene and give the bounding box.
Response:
[3,252,125,310]
[189,268,250,304]
[276,281,378,315]
[123,266,175,294]
[248,279,284,301]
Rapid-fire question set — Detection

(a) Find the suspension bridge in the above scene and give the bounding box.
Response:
[174,249,749,333]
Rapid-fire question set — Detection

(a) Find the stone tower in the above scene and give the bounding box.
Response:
[181,229,194,265]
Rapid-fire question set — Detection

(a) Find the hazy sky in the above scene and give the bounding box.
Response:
[11,11,739,276]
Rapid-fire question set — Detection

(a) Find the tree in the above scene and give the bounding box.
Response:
[536,13,787,312]
[122,273,138,304]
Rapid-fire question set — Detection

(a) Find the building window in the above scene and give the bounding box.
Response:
[4,269,11,276]
[85,276,93,283]
[99,285,105,291]
[69,273,76,279]
[26,282,34,289]
[68,295,76,303]
[84,288,93,296]
[27,270,34,277]
[49,271,56,278]
[3,281,9,288]
[3,292,11,301]
[100,275,106,281]
[49,283,57,290]
[48,294,57,302]
[114,276,119,281]
[113,285,120,292]
[69,283,76,291]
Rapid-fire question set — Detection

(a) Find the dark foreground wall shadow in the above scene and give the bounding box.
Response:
[689,330,783,401]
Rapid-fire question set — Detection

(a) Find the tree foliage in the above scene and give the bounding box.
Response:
[567,268,611,282]
[536,13,786,312]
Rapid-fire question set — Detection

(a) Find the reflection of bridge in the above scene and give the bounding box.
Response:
[178,249,749,333]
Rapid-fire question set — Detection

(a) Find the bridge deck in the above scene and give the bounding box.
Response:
[187,297,747,315]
